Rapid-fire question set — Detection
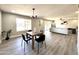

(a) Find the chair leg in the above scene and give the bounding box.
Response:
[37,43,39,54]
[28,39,31,43]
[26,40,28,44]
[24,42,26,55]
[42,42,43,44]
[45,41,46,48]
[21,40,23,46]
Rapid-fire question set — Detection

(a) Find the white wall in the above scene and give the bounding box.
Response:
[2,12,44,39]
[32,19,39,32]
[0,11,2,43]
[39,20,44,31]
[77,13,79,54]
[67,20,78,28]
[2,12,16,35]
[32,19,44,32]
[54,19,78,28]
[55,19,67,28]
[2,12,31,38]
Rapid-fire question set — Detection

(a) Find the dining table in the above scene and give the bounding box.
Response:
[26,31,41,49]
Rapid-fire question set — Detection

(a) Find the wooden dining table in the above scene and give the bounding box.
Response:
[26,31,41,49]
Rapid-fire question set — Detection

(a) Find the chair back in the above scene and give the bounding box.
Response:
[22,34,26,41]
[39,34,45,41]
[26,33,29,39]
[28,30,32,32]
[35,34,45,42]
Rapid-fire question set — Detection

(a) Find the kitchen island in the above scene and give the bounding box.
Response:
[50,27,68,34]
[50,27,77,35]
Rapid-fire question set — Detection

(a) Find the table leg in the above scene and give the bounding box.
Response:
[32,35,34,49]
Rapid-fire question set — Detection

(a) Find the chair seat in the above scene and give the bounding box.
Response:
[35,38,43,42]
[35,34,45,42]
[28,36,32,39]
[35,33,46,54]
[26,33,32,40]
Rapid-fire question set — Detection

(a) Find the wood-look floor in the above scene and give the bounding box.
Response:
[0,31,78,55]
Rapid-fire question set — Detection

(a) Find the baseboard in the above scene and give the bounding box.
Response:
[2,34,21,40]
[10,34,21,39]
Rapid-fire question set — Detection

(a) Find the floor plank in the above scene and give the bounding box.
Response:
[0,31,77,55]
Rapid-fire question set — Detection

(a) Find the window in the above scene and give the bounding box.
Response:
[16,18,31,31]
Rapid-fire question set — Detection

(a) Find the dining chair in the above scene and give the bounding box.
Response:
[26,33,32,42]
[21,33,32,46]
[21,34,29,54]
[27,30,32,32]
[27,30,32,39]
[35,33,46,54]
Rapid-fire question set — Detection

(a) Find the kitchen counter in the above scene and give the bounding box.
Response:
[50,27,77,34]
[50,27,68,34]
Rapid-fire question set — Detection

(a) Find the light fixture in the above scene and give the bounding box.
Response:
[32,8,37,19]
[60,18,68,24]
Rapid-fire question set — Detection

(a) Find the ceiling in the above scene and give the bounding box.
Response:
[0,4,78,20]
